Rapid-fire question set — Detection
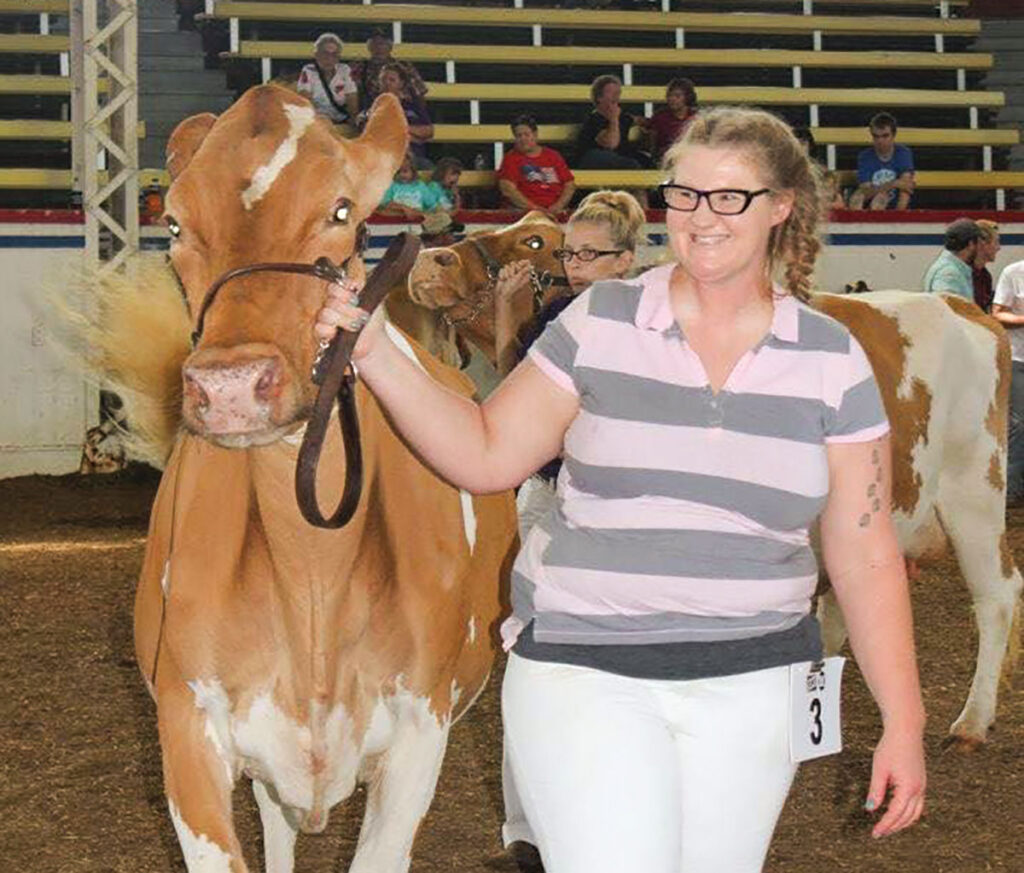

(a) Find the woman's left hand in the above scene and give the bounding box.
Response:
[494,259,534,303]
[864,724,926,839]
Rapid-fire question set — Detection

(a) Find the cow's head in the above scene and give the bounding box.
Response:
[164,85,406,447]
[406,211,565,359]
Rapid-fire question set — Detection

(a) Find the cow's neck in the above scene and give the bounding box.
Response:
[246,427,375,697]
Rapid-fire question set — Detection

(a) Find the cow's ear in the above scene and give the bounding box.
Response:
[166,113,218,181]
[350,94,409,220]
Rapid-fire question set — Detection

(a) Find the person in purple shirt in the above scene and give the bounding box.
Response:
[849,112,915,210]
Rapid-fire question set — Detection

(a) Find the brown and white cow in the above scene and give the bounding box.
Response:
[812,291,1022,746]
[110,85,518,872]
[388,211,566,374]
[410,252,1023,746]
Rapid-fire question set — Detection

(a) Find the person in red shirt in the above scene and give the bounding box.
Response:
[497,113,577,216]
[637,77,698,162]
[973,219,1000,312]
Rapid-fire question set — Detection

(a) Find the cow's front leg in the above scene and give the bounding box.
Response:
[158,684,248,873]
[348,704,451,873]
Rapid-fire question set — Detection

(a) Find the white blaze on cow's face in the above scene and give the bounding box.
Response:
[162,85,408,445]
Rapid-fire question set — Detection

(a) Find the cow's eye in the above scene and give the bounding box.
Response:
[524,235,544,250]
[165,215,181,238]
[332,198,352,224]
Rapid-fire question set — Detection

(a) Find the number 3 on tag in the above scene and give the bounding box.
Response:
[789,657,845,763]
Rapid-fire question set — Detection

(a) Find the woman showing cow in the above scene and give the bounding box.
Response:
[493,189,645,377]
[315,106,926,873]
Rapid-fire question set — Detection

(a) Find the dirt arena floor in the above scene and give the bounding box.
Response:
[1,468,1023,873]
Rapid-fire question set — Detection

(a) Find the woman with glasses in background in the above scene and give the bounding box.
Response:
[493,189,645,378]
[315,105,925,872]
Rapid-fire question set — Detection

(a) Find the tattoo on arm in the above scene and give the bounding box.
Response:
[858,444,885,527]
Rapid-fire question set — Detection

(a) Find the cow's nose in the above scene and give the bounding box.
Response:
[433,251,457,267]
[183,357,282,434]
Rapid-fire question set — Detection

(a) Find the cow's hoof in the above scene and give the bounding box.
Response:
[510,840,545,873]
[942,731,986,753]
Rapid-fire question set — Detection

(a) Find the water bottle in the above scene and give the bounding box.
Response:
[473,152,487,171]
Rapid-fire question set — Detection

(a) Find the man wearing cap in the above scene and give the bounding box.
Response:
[922,218,982,300]
[297,33,359,127]
[353,30,428,112]
[993,257,1024,503]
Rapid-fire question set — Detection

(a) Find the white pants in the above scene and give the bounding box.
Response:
[501,653,797,873]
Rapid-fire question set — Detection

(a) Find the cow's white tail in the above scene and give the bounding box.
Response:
[57,257,190,467]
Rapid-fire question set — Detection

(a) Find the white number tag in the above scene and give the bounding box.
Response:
[789,657,845,763]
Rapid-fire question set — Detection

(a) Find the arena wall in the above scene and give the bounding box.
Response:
[2,210,1022,478]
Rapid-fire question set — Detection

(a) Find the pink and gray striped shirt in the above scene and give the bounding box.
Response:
[501,262,890,652]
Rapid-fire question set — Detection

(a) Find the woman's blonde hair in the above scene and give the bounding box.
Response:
[662,106,827,301]
[568,190,646,253]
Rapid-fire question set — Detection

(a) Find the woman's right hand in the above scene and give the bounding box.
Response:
[495,259,533,303]
[314,276,386,363]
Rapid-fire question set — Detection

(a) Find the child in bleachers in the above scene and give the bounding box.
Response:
[378,152,441,221]
[428,157,464,212]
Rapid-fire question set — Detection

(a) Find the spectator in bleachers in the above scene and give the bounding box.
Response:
[972,219,1001,312]
[636,77,698,163]
[576,74,649,171]
[848,112,915,211]
[992,257,1024,503]
[922,218,981,299]
[353,29,428,112]
[378,151,441,221]
[376,62,434,169]
[428,157,464,212]
[497,113,577,216]
[296,33,359,129]
[792,125,846,210]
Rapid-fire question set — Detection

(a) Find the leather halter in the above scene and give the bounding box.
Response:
[189,229,422,529]
[439,235,569,329]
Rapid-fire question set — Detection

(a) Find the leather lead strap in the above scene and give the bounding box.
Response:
[294,232,422,528]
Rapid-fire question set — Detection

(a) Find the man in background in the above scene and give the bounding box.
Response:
[922,218,981,299]
[848,112,915,210]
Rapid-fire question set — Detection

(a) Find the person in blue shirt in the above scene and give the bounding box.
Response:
[849,112,915,210]
[922,218,981,300]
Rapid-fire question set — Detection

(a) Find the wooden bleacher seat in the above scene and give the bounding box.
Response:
[422,83,1004,110]
[202,2,980,39]
[426,123,1019,149]
[0,34,69,54]
[0,0,66,13]
[229,41,991,73]
[0,119,146,140]
[0,74,109,94]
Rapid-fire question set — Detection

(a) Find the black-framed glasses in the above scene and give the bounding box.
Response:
[659,184,772,215]
[553,247,625,263]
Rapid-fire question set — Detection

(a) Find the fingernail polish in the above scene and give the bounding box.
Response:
[864,799,876,811]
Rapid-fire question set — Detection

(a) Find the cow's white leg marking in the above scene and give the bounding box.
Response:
[937,487,1019,740]
[241,103,315,210]
[188,678,237,785]
[384,320,477,553]
[348,689,450,873]
[252,779,299,873]
[816,587,847,656]
[937,473,1023,741]
[169,799,237,873]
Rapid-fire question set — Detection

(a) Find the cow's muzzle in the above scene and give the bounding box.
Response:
[182,345,300,446]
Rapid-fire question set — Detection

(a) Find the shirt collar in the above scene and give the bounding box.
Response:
[942,248,974,278]
[634,263,801,344]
